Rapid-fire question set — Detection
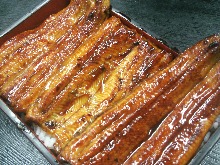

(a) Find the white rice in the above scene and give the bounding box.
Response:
[200,114,220,147]
[33,124,56,149]
[212,121,219,129]
[203,131,211,143]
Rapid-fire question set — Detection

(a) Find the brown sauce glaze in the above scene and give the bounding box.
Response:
[0,0,91,88]
[1,0,110,113]
[58,34,220,164]
[125,61,220,165]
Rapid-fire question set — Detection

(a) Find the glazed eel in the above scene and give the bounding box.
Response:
[0,0,110,112]
[58,34,220,164]
[52,39,174,152]
[125,60,220,165]
[0,0,96,87]
[27,16,141,124]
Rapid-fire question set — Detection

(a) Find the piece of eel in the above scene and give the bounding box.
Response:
[0,0,110,112]
[0,0,98,87]
[52,39,175,152]
[27,16,142,124]
[0,0,220,164]
[125,60,220,165]
[58,34,220,164]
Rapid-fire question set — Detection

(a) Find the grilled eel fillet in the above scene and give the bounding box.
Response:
[0,0,97,87]
[85,42,220,163]
[51,40,175,152]
[125,61,220,165]
[0,0,80,62]
[58,34,220,164]
[0,0,110,112]
[41,42,174,132]
[27,17,142,124]
[23,16,139,122]
[40,42,174,136]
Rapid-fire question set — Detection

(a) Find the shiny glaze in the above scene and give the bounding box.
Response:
[1,1,220,164]
[79,36,220,164]
[0,0,91,87]
[58,34,220,164]
[106,35,220,164]
[0,0,73,63]
[53,39,165,151]
[125,61,220,165]
[24,15,137,122]
[53,41,175,153]
[35,20,140,124]
[1,0,110,112]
